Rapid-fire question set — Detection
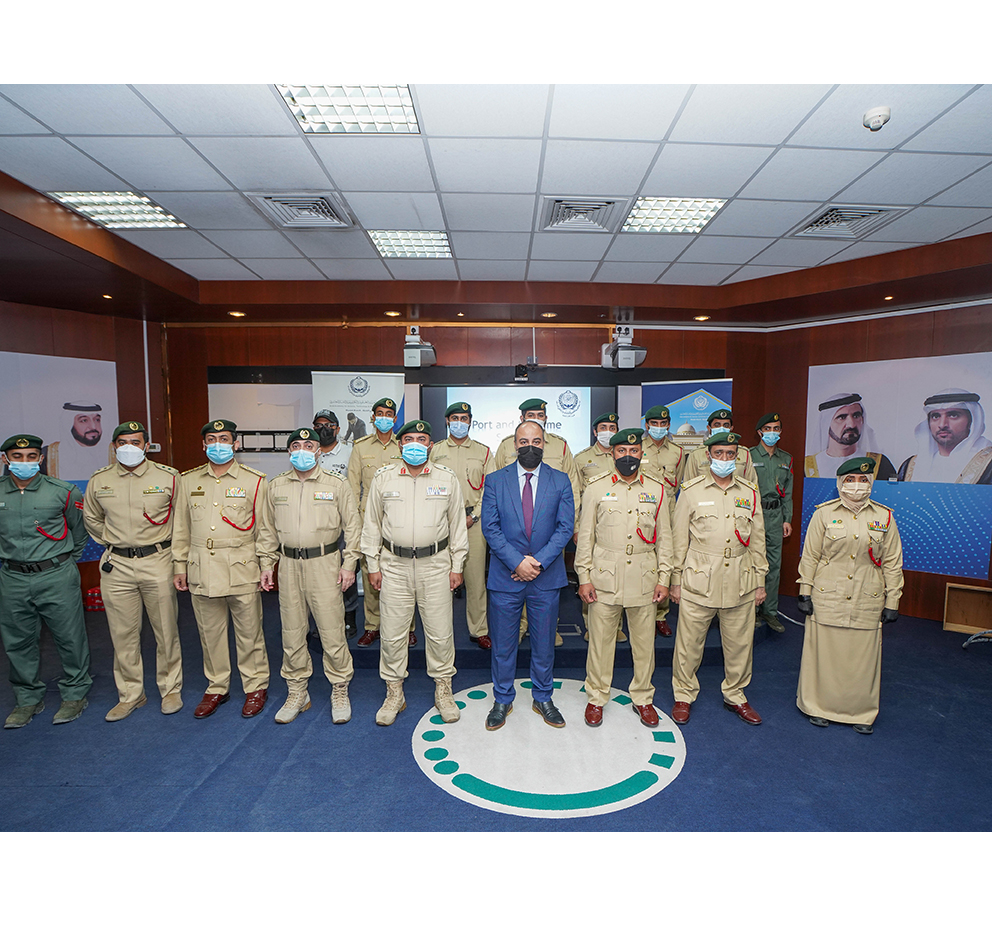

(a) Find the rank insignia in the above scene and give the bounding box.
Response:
[868,520,888,532]
[638,493,657,503]
[143,486,164,494]
[226,487,247,498]
[734,497,752,510]
[74,500,84,510]
[314,492,334,500]
[426,485,449,496]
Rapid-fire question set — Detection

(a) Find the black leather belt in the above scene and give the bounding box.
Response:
[3,552,72,573]
[383,537,449,559]
[110,540,172,558]
[281,537,340,560]
[762,497,781,510]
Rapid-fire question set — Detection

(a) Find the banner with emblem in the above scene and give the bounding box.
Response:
[312,372,406,441]
[640,379,733,453]
[803,351,992,579]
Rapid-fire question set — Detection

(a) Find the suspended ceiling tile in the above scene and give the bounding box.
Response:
[239,258,326,280]
[928,163,992,207]
[669,84,832,145]
[703,199,821,237]
[448,231,532,260]
[428,138,542,193]
[187,137,330,190]
[604,232,693,262]
[166,258,260,280]
[310,135,435,192]
[943,217,992,240]
[658,263,738,285]
[344,191,444,230]
[133,84,298,135]
[0,136,125,190]
[68,136,232,191]
[441,193,537,232]
[548,84,689,140]
[384,258,458,280]
[113,229,227,259]
[837,151,992,205]
[540,139,659,195]
[816,240,924,264]
[0,84,175,135]
[641,143,773,199]
[529,232,611,261]
[311,258,392,280]
[864,205,992,242]
[740,147,886,200]
[282,229,379,259]
[526,261,598,281]
[413,84,549,137]
[678,234,774,264]
[594,262,668,283]
[456,259,530,280]
[749,238,851,266]
[200,230,303,258]
[152,191,273,230]
[902,86,992,153]
[0,95,50,134]
[723,265,802,284]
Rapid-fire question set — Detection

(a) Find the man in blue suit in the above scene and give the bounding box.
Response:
[481,420,575,730]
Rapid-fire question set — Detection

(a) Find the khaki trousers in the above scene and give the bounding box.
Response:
[190,590,269,694]
[463,520,488,637]
[672,597,755,705]
[378,549,455,683]
[100,547,182,703]
[585,601,656,706]
[361,556,414,634]
[278,552,353,689]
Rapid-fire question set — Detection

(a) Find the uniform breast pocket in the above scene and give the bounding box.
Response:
[681,565,711,597]
[636,505,658,536]
[313,500,340,532]
[467,463,486,489]
[734,512,753,542]
[599,504,625,529]
[221,502,249,525]
[190,501,207,522]
[230,557,260,586]
[382,494,406,528]
[32,501,67,535]
[690,512,718,536]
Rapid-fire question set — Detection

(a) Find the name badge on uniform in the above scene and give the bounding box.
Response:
[314,491,334,500]
[868,520,888,533]
[191,491,205,497]
[96,487,115,497]
[143,486,165,494]
[583,461,598,468]
[226,487,247,498]
[753,461,765,467]
[638,492,657,503]
[734,496,752,510]
[698,500,715,506]
[273,495,288,503]
[426,485,449,496]
[383,491,401,499]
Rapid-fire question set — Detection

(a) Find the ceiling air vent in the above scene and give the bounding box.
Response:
[794,205,903,239]
[541,196,629,233]
[247,193,352,228]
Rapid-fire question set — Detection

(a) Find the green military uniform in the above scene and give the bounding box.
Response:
[0,434,92,718]
[83,429,182,710]
[575,447,673,710]
[748,413,793,622]
[428,407,494,641]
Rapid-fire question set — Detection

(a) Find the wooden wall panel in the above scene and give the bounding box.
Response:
[112,317,148,427]
[867,312,935,360]
[164,327,210,472]
[0,300,53,355]
[725,331,767,439]
[808,319,870,365]
[51,307,116,361]
[550,327,608,366]
[464,327,513,366]
[638,330,684,368]
[682,330,728,369]
[932,303,992,356]
[421,327,467,368]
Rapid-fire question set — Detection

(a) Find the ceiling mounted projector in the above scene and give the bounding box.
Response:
[601,323,646,369]
[404,326,436,368]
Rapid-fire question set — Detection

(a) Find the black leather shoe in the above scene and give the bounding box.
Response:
[853,723,874,735]
[532,699,565,728]
[808,715,829,727]
[485,702,513,731]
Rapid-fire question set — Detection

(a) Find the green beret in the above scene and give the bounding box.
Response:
[201,418,237,436]
[1,434,43,453]
[446,402,472,417]
[610,428,644,447]
[396,419,431,439]
[708,408,733,424]
[704,431,739,447]
[371,397,396,413]
[112,421,147,441]
[756,413,781,430]
[287,427,320,448]
[643,405,671,421]
[593,412,619,428]
[519,398,547,413]
[837,456,875,477]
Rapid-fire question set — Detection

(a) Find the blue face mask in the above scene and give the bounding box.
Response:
[8,460,41,480]
[448,420,470,439]
[647,425,669,441]
[709,426,731,438]
[401,443,429,466]
[374,416,395,434]
[205,443,234,465]
[710,457,737,478]
[290,449,317,472]
[761,431,781,446]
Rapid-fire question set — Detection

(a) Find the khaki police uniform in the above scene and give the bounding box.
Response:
[83,458,182,705]
[575,472,673,707]
[172,460,269,696]
[347,431,403,633]
[671,472,768,705]
[257,468,361,692]
[360,461,469,684]
[574,441,615,488]
[797,497,904,725]
[748,441,793,618]
[681,443,757,485]
[640,436,686,625]
[428,436,494,639]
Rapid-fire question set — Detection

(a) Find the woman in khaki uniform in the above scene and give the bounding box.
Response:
[796,456,904,734]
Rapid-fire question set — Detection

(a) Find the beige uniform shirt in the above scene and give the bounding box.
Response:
[672,473,768,609]
[574,442,615,488]
[256,468,362,572]
[494,431,580,528]
[641,437,686,493]
[428,436,493,520]
[575,471,674,607]
[360,462,469,573]
[83,458,178,548]
[798,498,904,628]
[682,444,757,485]
[172,460,268,597]
[347,432,403,514]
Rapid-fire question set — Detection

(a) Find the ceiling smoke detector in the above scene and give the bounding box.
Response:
[863,106,891,132]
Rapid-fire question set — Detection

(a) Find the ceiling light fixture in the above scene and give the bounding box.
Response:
[541,312,558,318]
[102,294,112,299]
[621,197,725,234]
[456,312,464,317]
[384,311,402,317]
[693,315,711,321]
[228,311,246,317]
[369,230,451,259]
[884,295,894,300]
[49,192,186,229]
[277,84,420,134]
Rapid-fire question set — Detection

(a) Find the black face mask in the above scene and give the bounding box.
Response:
[315,426,336,444]
[517,445,544,469]
[615,455,640,477]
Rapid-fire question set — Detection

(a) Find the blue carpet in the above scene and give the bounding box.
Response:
[0,588,989,831]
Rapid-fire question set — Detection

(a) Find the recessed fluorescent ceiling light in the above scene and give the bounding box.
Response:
[49,192,186,229]
[621,197,725,234]
[369,230,451,258]
[277,84,420,134]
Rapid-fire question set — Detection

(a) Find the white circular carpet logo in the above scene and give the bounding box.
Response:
[412,678,687,819]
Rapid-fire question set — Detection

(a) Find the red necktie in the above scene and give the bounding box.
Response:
[522,472,534,540]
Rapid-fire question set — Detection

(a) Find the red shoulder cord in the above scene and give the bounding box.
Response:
[221,475,262,532]
[868,509,891,567]
[636,486,664,545]
[733,488,757,547]
[36,488,72,541]
[467,446,489,492]
[143,473,176,526]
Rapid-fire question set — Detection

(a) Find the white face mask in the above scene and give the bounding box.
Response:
[596,430,614,448]
[840,481,871,502]
[115,444,146,467]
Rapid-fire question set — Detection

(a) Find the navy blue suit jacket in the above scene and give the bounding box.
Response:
[481,461,574,592]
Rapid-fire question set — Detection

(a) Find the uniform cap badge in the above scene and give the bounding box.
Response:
[417,423,425,431]
[860,462,871,472]
[461,403,468,410]
[129,421,140,430]
[300,429,310,439]
[15,438,28,448]
[213,420,223,430]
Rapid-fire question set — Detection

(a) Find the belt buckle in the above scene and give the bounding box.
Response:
[724,546,733,558]
[299,547,309,559]
[625,544,634,556]
[206,537,214,550]
[129,547,141,558]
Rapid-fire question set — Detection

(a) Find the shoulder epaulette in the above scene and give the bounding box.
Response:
[872,500,894,512]
[431,462,456,476]
[46,475,78,492]
[240,464,265,477]
[151,461,179,475]
[587,471,611,485]
[353,434,376,446]
[681,474,706,490]
[373,463,397,477]
[815,497,840,509]
[272,469,293,480]
[91,463,114,476]
[640,472,665,488]
[737,476,757,491]
[180,464,206,476]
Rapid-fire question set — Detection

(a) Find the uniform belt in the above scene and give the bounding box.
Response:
[761,497,781,510]
[692,545,748,559]
[3,551,72,573]
[196,537,246,549]
[596,541,647,556]
[110,540,172,559]
[280,537,340,560]
[382,537,449,559]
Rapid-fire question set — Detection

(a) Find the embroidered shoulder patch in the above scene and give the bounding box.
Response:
[226,487,247,498]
